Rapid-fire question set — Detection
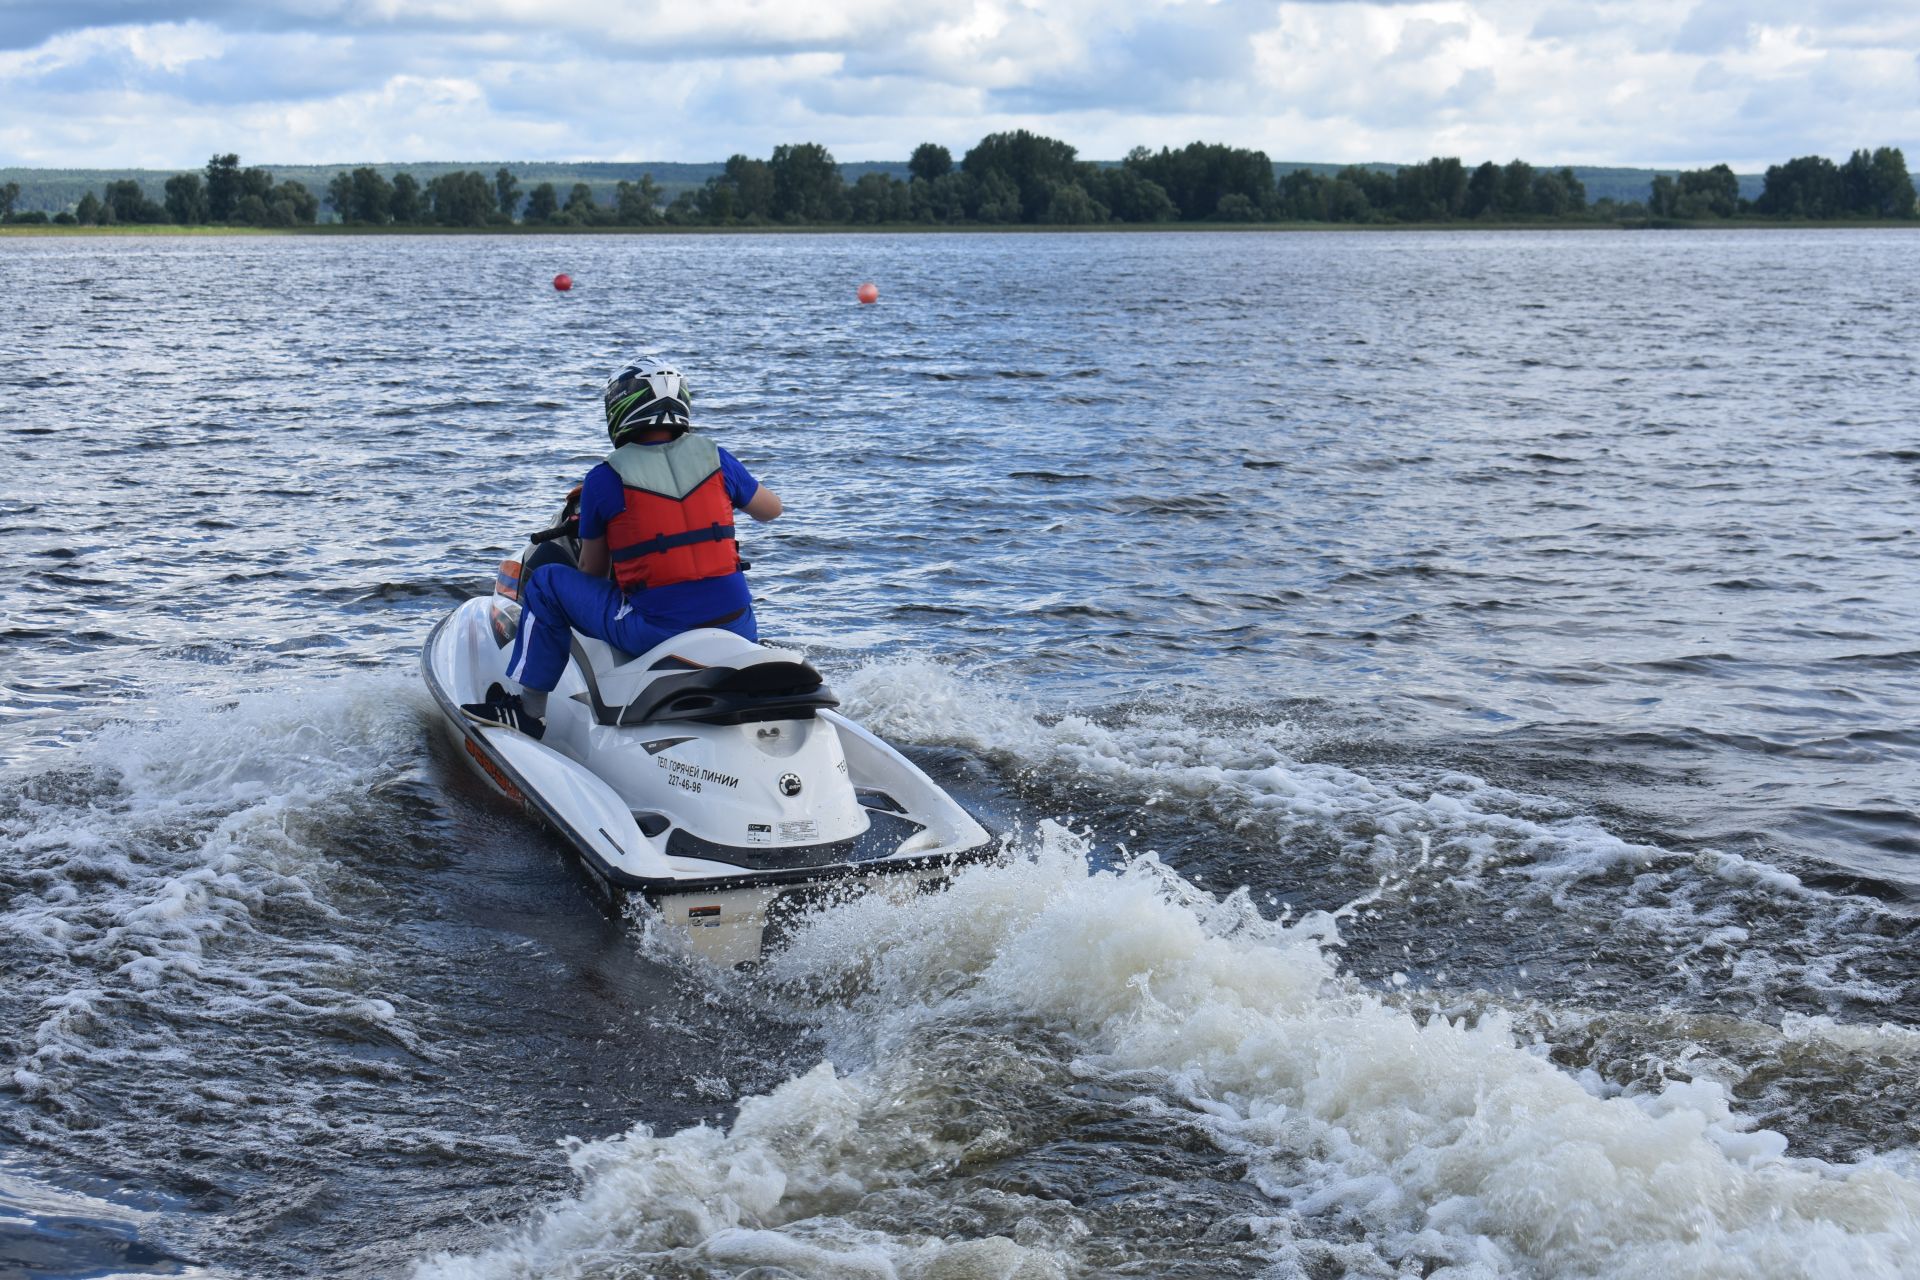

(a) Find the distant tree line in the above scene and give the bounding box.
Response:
[1271,157,1595,223]
[1750,148,1916,219]
[654,136,1912,226]
[1,155,320,226]
[4,139,1913,229]
[320,165,669,226]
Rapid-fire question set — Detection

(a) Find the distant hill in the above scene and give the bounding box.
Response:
[0,158,1763,216]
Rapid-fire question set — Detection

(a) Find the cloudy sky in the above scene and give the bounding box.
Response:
[2,1,1916,170]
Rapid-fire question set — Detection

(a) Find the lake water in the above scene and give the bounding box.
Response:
[1,228,1917,1278]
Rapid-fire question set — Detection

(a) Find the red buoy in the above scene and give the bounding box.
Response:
[857,281,879,304]
[553,273,573,292]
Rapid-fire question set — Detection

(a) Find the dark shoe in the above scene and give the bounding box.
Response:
[461,682,546,740]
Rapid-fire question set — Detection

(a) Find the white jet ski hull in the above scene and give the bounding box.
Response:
[421,596,993,964]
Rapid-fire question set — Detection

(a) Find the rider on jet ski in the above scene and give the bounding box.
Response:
[462,358,783,740]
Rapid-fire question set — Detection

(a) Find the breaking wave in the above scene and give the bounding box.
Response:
[0,675,433,1152]
[417,828,1920,1279]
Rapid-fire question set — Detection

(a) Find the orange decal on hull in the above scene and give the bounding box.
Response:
[465,735,524,804]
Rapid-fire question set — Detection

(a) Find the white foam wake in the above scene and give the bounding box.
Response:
[836,657,1905,1013]
[416,830,1920,1279]
[836,657,1661,896]
[1,675,428,1105]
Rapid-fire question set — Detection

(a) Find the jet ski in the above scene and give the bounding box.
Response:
[421,492,995,965]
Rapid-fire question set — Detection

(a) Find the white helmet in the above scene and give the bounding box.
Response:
[604,358,692,443]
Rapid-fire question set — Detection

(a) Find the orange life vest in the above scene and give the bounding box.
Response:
[603,436,740,592]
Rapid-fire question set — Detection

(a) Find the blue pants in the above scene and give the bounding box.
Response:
[505,565,758,692]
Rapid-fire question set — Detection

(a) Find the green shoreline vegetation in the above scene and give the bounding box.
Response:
[2,133,1913,234]
[12,218,1920,240]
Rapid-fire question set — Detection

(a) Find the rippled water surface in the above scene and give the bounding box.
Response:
[2,229,1918,1278]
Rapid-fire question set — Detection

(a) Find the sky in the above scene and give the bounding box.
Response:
[1,1,1916,170]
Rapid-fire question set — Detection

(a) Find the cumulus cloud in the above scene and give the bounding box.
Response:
[1393,17,1470,61]
[0,0,1916,169]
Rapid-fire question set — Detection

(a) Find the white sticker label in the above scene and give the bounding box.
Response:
[778,820,819,842]
[660,758,739,790]
[746,823,772,845]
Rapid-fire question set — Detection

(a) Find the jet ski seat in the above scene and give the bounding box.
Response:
[617,661,839,727]
[569,635,838,728]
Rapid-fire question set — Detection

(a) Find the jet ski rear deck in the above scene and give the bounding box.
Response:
[422,592,995,964]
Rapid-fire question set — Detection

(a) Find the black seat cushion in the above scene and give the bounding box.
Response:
[614,660,838,727]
